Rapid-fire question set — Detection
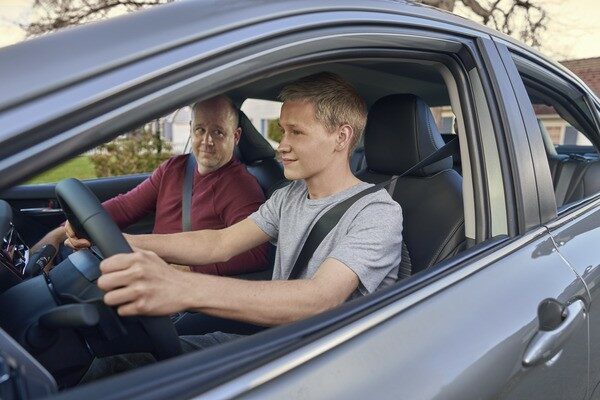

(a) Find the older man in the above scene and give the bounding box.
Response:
[35,95,269,276]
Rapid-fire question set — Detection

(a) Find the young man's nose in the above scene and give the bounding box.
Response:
[277,133,291,152]
[277,142,291,154]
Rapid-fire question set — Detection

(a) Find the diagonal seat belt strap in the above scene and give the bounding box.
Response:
[288,184,383,280]
[287,138,459,280]
[182,153,196,232]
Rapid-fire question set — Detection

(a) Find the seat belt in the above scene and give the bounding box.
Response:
[182,153,196,232]
[562,158,591,206]
[288,137,459,280]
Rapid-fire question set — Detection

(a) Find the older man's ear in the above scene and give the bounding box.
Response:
[234,126,242,145]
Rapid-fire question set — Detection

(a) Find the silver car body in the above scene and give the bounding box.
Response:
[0,1,598,399]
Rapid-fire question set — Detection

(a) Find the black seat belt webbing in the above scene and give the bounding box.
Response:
[563,159,591,205]
[182,153,196,232]
[288,138,459,280]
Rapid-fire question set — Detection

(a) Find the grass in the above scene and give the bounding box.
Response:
[27,156,97,185]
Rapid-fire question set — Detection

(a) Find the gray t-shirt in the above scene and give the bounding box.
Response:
[250,180,403,298]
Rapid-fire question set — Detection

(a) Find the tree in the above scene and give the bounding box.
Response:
[416,0,547,48]
[21,0,173,36]
[90,126,172,177]
[22,1,546,49]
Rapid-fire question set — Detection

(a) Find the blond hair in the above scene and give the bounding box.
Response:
[279,72,367,152]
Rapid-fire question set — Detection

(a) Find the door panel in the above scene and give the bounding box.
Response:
[0,174,153,245]
[546,204,600,398]
[242,231,588,400]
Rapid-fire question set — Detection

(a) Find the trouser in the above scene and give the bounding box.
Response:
[79,332,244,383]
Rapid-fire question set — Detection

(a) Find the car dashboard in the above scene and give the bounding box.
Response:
[0,201,29,292]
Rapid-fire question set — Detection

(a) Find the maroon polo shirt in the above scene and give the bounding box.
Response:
[102,154,269,275]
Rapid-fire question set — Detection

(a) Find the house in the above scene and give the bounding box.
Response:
[536,56,600,146]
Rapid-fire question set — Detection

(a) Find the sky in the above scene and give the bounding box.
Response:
[0,0,599,61]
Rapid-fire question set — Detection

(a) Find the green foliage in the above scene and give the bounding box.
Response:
[28,156,97,184]
[267,119,282,143]
[90,127,172,177]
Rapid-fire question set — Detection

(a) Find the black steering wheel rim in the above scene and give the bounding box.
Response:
[55,178,182,360]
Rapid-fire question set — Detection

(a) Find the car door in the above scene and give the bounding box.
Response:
[0,174,153,243]
[498,39,600,399]
[230,36,589,400]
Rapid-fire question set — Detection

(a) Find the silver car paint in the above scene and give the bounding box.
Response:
[218,229,587,400]
[546,200,600,398]
[0,1,596,399]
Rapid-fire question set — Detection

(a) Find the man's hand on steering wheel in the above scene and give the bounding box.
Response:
[99,250,192,317]
[64,220,91,250]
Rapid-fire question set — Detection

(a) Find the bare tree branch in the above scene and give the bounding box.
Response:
[21,0,173,37]
[414,0,547,49]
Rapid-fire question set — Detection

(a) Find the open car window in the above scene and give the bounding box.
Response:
[27,108,194,185]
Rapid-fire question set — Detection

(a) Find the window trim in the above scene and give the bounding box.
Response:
[503,50,600,216]
[477,38,548,232]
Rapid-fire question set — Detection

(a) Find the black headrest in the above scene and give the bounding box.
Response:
[236,110,276,164]
[364,94,452,176]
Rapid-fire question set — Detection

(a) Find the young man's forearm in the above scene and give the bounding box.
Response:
[177,273,346,326]
[99,249,358,325]
[125,218,270,267]
[127,230,225,266]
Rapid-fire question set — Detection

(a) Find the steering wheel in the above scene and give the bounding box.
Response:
[54,178,182,360]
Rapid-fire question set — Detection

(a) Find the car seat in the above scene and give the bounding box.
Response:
[357,94,465,275]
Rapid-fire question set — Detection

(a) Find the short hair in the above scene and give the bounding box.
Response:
[279,72,367,152]
[192,95,239,130]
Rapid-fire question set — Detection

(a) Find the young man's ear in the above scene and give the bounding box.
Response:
[335,124,354,153]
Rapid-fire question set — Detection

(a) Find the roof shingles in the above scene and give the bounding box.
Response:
[561,56,600,95]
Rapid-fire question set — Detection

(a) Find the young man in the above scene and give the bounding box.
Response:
[90,72,402,349]
[35,95,269,276]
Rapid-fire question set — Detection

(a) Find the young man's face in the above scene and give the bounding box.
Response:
[191,99,241,174]
[277,100,338,181]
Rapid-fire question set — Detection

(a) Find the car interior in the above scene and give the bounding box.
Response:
[0,58,491,390]
[518,68,600,211]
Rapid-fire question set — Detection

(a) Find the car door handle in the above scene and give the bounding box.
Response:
[522,299,586,367]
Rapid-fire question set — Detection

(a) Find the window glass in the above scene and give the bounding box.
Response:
[430,106,456,134]
[28,112,185,184]
[28,100,284,185]
[512,58,600,208]
[535,104,594,149]
[241,99,282,147]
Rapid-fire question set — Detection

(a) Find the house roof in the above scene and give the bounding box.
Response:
[533,56,600,115]
[561,56,600,95]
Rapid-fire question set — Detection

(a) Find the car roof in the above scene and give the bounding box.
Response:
[0,0,569,113]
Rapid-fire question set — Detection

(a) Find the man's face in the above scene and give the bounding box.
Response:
[277,100,337,181]
[191,99,241,174]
